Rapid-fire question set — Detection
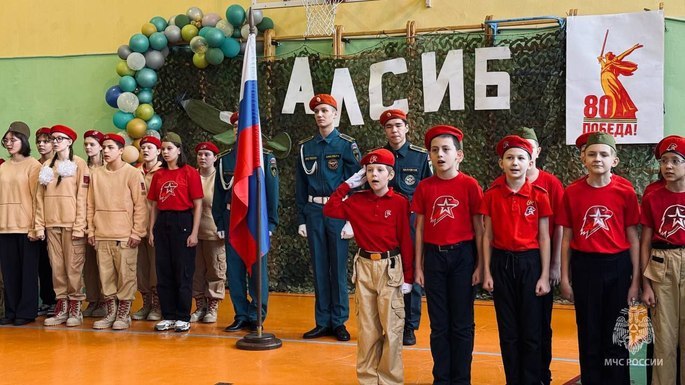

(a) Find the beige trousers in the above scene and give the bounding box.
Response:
[83,244,103,303]
[645,247,685,385]
[136,238,157,295]
[47,228,86,301]
[96,240,138,301]
[354,253,405,385]
[192,239,227,299]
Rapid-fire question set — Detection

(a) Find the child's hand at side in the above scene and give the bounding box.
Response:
[482,272,494,293]
[535,277,550,296]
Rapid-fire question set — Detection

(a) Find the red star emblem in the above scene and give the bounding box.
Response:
[430,195,459,225]
[659,205,685,239]
[580,205,614,239]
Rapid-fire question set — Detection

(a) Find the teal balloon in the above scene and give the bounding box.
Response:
[149,32,168,50]
[147,114,163,131]
[129,34,150,53]
[137,88,153,104]
[199,27,209,38]
[220,38,240,58]
[205,28,225,48]
[113,111,135,129]
[135,68,158,88]
[226,5,246,27]
[206,48,224,65]
[149,16,168,32]
[119,76,137,92]
[258,17,274,32]
[232,29,241,38]
[175,14,190,28]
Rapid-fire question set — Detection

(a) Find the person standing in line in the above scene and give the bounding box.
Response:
[35,127,57,317]
[37,125,89,327]
[132,135,163,322]
[0,121,42,326]
[147,132,203,333]
[296,94,361,341]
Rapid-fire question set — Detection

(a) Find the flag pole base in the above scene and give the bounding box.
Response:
[236,332,283,351]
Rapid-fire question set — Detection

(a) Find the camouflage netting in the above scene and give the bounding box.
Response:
[153,26,657,293]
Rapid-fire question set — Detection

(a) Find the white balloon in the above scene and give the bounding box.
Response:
[117,92,140,114]
[187,7,204,22]
[145,130,161,139]
[252,10,264,25]
[126,52,146,71]
[215,20,234,37]
[241,24,251,40]
[164,25,182,44]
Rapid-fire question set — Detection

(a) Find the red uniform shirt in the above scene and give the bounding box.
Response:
[323,183,414,283]
[643,179,666,198]
[411,172,483,245]
[641,186,685,246]
[571,173,633,188]
[480,178,553,251]
[557,178,640,253]
[148,165,203,211]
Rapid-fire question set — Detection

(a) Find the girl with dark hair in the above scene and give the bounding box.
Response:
[36,125,90,327]
[148,132,203,332]
[0,121,41,326]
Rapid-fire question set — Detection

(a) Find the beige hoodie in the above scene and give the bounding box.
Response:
[0,157,41,235]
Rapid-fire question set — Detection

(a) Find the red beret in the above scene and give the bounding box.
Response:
[50,125,77,141]
[309,94,337,110]
[361,148,395,167]
[230,112,239,125]
[575,132,592,150]
[424,125,464,149]
[654,135,680,159]
[102,133,125,146]
[496,135,533,158]
[379,109,407,126]
[36,127,52,137]
[140,136,162,148]
[657,135,685,159]
[84,130,105,144]
[195,141,219,154]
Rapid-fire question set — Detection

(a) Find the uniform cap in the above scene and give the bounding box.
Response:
[496,135,533,157]
[654,135,680,159]
[379,109,407,126]
[586,132,616,151]
[140,136,162,148]
[575,132,592,150]
[50,125,77,141]
[36,127,52,137]
[656,135,685,159]
[309,94,337,110]
[162,132,182,145]
[102,133,126,146]
[195,141,219,154]
[7,121,30,139]
[424,125,464,149]
[84,130,105,144]
[361,148,395,167]
[512,127,538,142]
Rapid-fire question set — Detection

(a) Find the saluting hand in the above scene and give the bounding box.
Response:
[345,167,367,189]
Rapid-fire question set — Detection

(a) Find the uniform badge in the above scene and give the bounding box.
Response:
[160,181,178,203]
[327,159,339,170]
[580,205,613,239]
[658,204,685,239]
[404,174,416,186]
[83,175,90,184]
[384,210,392,218]
[269,157,278,177]
[429,195,459,225]
[351,142,361,162]
[140,182,146,192]
[524,205,536,217]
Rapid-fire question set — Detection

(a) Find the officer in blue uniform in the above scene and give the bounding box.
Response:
[213,112,280,332]
[296,94,361,341]
[379,109,432,346]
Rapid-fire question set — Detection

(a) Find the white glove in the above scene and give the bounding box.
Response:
[217,231,225,240]
[340,221,354,239]
[298,224,307,238]
[345,167,367,189]
[401,283,412,295]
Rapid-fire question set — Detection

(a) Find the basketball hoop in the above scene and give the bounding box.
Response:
[303,0,344,36]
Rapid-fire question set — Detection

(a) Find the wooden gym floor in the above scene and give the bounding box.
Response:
[0,294,582,384]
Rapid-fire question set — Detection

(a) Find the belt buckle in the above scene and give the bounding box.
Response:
[370,253,382,261]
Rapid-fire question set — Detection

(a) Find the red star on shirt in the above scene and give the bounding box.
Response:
[580,205,614,239]
[160,180,178,203]
[659,205,685,239]
[430,195,459,225]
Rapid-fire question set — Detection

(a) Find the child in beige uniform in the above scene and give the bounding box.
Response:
[35,127,57,317]
[190,142,226,323]
[37,125,90,327]
[87,133,148,330]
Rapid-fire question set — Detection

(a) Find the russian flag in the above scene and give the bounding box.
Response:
[229,32,269,274]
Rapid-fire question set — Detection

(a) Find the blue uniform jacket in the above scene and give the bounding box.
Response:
[384,141,432,201]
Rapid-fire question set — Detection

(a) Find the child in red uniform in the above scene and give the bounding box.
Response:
[412,125,484,385]
[324,148,413,385]
[642,135,676,198]
[641,135,685,385]
[559,132,640,385]
[574,132,633,188]
[147,132,203,333]
[481,135,552,385]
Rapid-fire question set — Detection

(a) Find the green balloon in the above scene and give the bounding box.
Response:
[149,32,168,50]
[116,60,135,77]
[232,29,241,38]
[226,5,246,27]
[199,27,210,38]
[135,68,158,88]
[150,16,168,32]
[220,38,240,58]
[129,34,150,53]
[175,14,190,28]
[257,17,274,32]
[205,28,225,48]
[119,75,137,92]
[206,48,224,65]
[113,111,135,130]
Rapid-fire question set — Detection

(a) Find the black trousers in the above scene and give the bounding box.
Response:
[154,211,196,322]
[491,248,543,385]
[0,234,40,320]
[424,241,476,385]
[540,289,554,385]
[571,249,631,385]
[38,239,56,306]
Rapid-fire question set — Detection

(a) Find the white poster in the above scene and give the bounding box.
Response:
[566,11,664,144]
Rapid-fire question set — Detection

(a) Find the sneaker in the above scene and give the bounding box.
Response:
[37,304,51,316]
[175,320,191,332]
[403,327,416,346]
[46,304,56,317]
[155,320,176,331]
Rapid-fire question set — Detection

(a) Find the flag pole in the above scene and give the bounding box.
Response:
[236,7,281,351]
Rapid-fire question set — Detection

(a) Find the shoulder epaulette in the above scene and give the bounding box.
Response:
[409,144,427,153]
[298,135,314,145]
[216,148,232,158]
[263,148,273,154]
[532,184,549,194]
[339,133,356,143]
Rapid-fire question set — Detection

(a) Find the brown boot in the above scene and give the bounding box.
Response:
[112,300,132,330]
[189,296,206,323]
[147,288,162,321]
[202,298,220,323]
[44,298,68,326]
[92,298,117,329]
[132,293,151,321]
[65,300,83,327]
